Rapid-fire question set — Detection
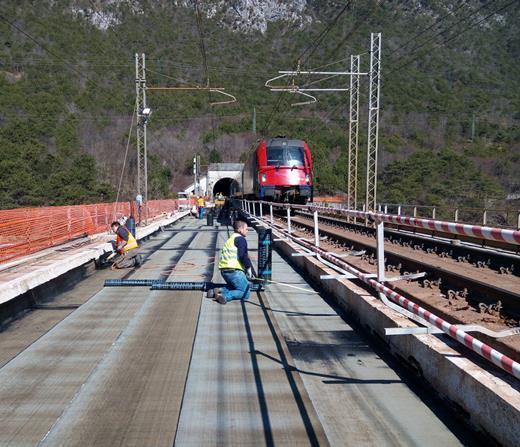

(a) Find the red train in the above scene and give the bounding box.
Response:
[242,137,313,204]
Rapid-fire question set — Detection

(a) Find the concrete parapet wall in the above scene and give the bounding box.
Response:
[0,212,188,306]
[274,237,520,447]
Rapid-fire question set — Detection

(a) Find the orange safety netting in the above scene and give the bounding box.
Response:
[0,199,181,264]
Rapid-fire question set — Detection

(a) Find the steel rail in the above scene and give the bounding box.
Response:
[297,210,520,263]
[288,215,520,320]
[246,207,520,380]
[261,201,520,246]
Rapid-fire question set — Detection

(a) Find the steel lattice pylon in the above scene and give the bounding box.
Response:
[347,55,360,214]
[135,53,148,223]
[135,53,148,221]
[365,33,381,212]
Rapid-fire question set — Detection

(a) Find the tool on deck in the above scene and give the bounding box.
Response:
[253,277,320,294]
[106,251,118,262]
[104,279,263,292]
[104,211,274,294]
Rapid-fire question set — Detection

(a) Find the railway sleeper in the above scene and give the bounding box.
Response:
[283,215,520,321]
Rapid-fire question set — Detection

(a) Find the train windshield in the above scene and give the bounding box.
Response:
[267,146,305,167]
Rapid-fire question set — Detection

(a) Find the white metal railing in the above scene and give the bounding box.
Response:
[314,201,520,230]
[265,201,520,246]
[242,200,520,380]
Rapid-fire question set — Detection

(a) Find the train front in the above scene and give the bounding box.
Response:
[257,138,313,203]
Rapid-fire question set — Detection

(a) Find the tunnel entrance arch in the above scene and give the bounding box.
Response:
[213,178,239,197]
[184,163,243,198]
[205,163,243,199]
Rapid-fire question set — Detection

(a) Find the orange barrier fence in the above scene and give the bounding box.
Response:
[0,199,180,264]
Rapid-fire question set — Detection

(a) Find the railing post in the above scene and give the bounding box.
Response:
[454,208,459,222]
[413,206,417,217]
[22,209,29,252]
[432,207,436,220]
[287,207,292,234]
[384,204,388,214]
[67,207,72,239]
[483,209,487,226]
[313,209,320,247]
[376,219,385,282]
[270,204,273,225]
[397,205,401,215]
[517,211,520,230]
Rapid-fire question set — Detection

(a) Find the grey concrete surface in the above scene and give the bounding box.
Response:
[39,290,201,447]
[264,251,464,446]
[39,219,212,446]
[0,222,187,368]
[0,286,148,445]
[273,234,520,447]
[0,215,497,447]
[174,225,329,446]
[0,217,199,446]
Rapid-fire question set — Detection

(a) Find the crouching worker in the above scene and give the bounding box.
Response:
[215,220,253,304]
[110,221,141,269]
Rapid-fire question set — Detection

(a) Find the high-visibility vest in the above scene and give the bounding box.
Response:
[116,228,138,253]
[218,233,244,271]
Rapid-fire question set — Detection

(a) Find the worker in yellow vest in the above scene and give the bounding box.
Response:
[110,221,141,269]
[196,196,205,219]
[214,220,253,304]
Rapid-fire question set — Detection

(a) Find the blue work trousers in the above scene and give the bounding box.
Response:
[221,269,250,302]
[198,207,205,219]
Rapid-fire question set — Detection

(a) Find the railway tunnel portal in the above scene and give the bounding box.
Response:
[207,163,243,198]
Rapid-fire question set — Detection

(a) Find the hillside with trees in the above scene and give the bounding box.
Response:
[0,0,518,210]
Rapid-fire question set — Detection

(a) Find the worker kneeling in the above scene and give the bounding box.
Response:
[110,221,141,269]
[216,220,253,304]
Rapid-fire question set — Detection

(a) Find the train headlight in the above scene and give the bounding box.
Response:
[305,174,310,183]
[261,173,267,183]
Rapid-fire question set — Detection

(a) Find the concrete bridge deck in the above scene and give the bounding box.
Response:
[0,217,480,446]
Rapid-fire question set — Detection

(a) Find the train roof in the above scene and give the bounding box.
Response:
[265,137,305,147]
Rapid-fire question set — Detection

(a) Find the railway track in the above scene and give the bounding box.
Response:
[271,211,520,363]
[296,210,520,276]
